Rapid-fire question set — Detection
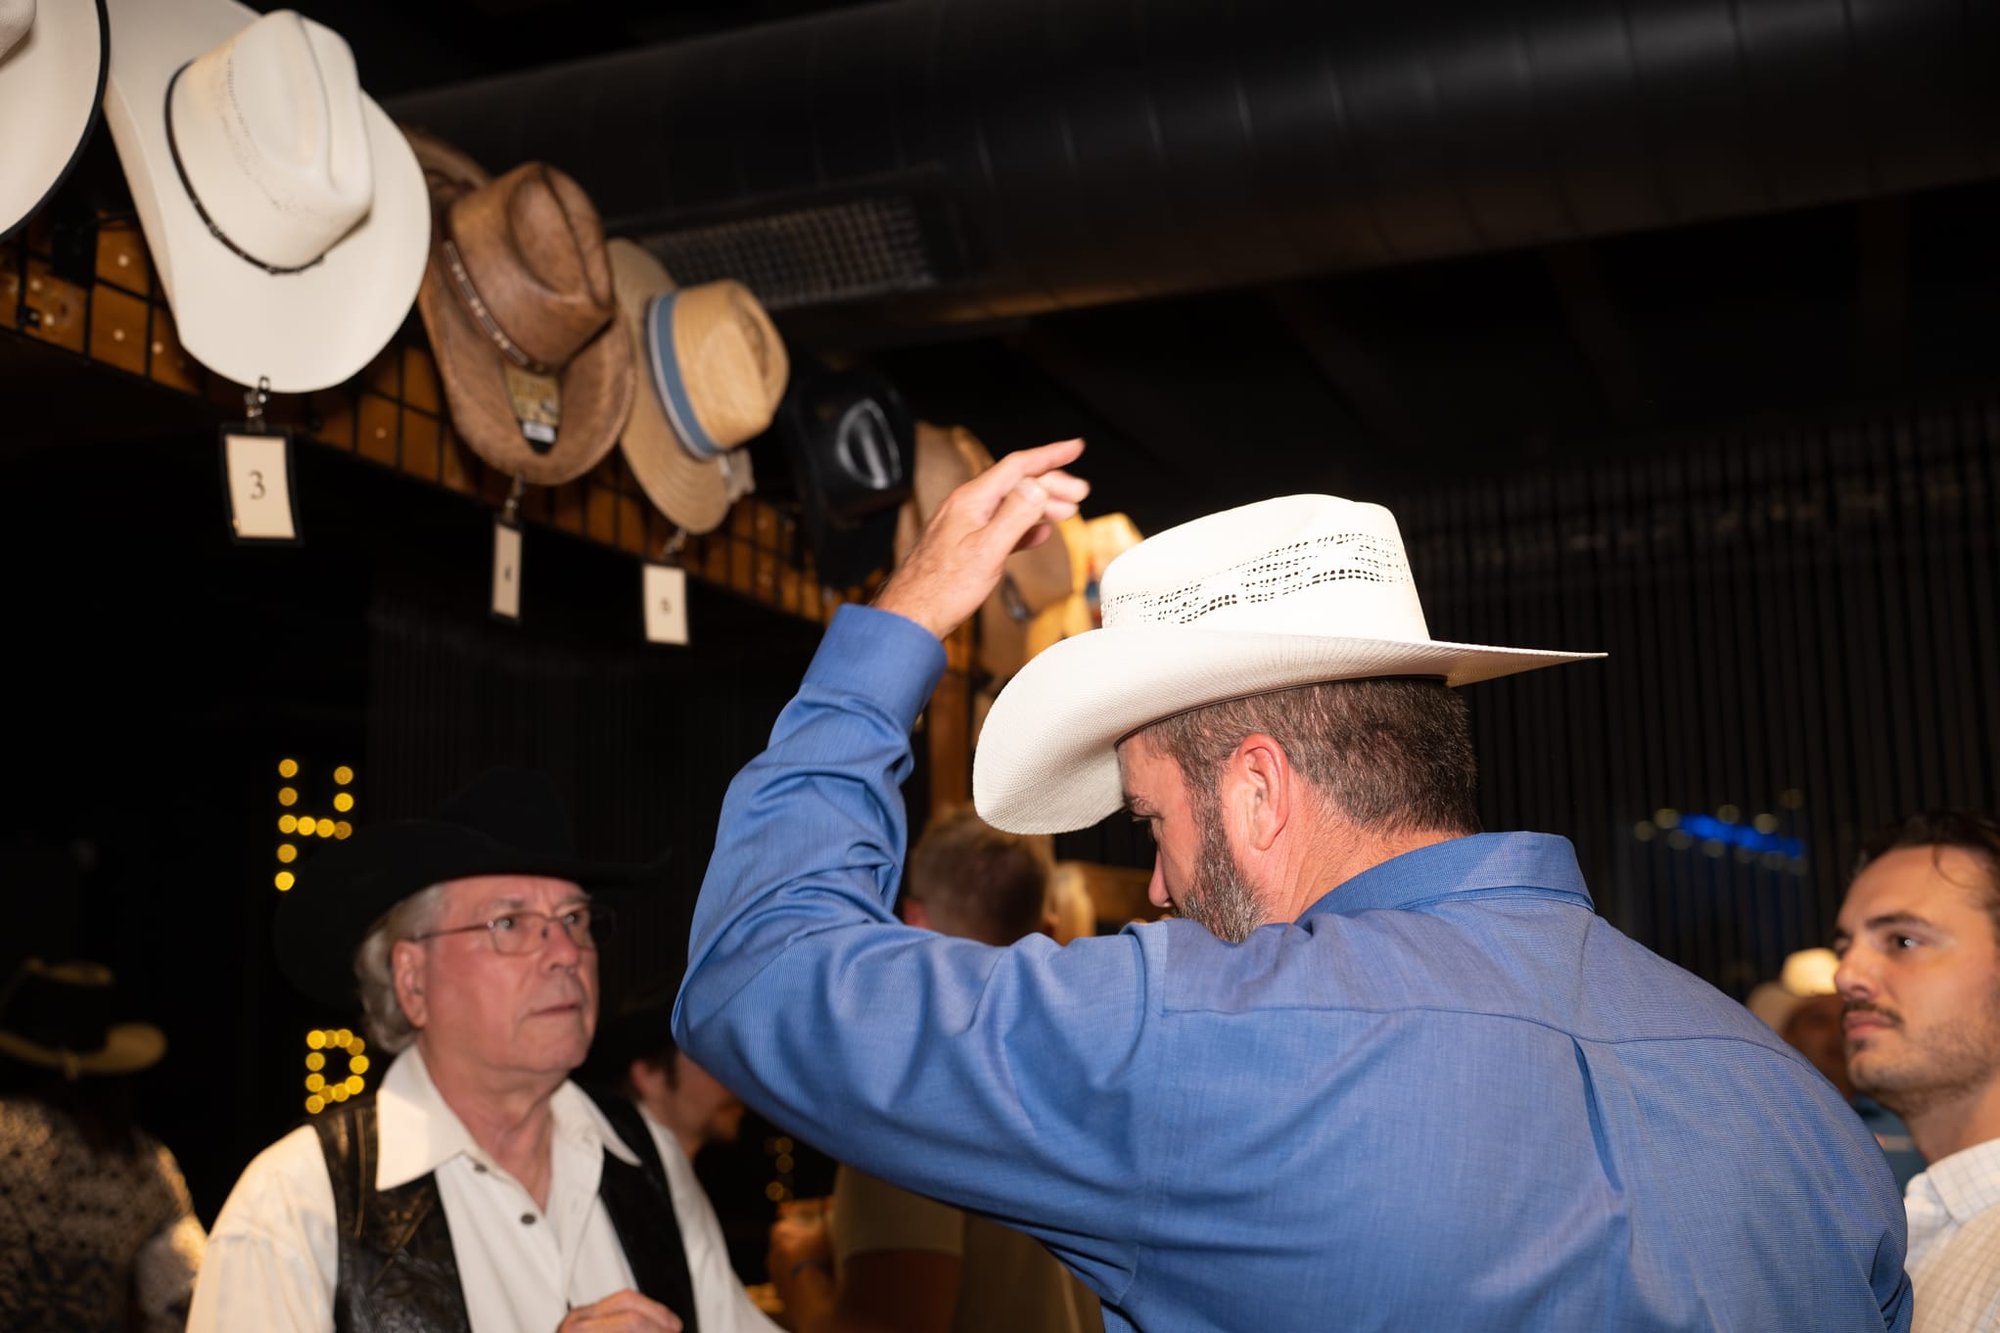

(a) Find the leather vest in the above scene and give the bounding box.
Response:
[313,1087,701,1333]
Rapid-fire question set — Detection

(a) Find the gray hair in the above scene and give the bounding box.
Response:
[1140,678,1480,837]
[352,884,451,1055]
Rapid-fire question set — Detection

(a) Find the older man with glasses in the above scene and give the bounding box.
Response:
[190,770,694,1333]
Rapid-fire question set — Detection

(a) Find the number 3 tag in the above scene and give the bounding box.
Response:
[643,563,689,645]
[220,428,300,543]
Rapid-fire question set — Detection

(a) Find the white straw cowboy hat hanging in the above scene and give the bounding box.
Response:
[0,0,106,243]
[974,494,1604,836]
[100,1,428,394]
[608,238,788,534]
[410,149,635,487]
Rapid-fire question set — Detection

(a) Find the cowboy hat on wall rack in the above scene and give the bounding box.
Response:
[0,0,107,244]
[405,134,634,489]
[99,0,429,394]
[608,238,788,536]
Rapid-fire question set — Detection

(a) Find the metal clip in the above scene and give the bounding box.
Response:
[659,525,689,566]
[243,376,271,427]
[503,475,526,525]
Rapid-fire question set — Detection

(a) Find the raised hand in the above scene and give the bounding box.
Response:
[874,437,1088,641]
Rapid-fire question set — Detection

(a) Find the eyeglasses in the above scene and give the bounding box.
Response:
[409,904,612,956]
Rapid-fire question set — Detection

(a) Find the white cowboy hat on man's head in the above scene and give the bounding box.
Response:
[0,0,105,243]
[974,494,1604,835]
[101,0,428,393]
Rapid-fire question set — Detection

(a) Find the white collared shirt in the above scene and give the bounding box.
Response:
[1904,1138,2000,1332]
[189,1047,644,1333]
[635,1105,782,1333]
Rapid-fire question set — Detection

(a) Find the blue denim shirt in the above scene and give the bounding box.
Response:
[677,606,1911,1332]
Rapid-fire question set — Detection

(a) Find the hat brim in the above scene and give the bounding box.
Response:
[974,626,1602,834]
[273,820,668,1008]
[417,243,636,487]
[101,0,430,394]
[0,1021,165,1076]
[608,239,744,533]
[0,0,105,243]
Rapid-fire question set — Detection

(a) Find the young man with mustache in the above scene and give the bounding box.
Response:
[1836,811,2000,1332]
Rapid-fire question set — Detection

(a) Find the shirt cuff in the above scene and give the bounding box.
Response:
[814,604,949,728]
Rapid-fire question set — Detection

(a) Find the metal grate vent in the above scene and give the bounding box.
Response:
[643,197,939,311]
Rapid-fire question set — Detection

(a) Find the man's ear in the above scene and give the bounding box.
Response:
[391,939,429,1031]
[1226,733,1292,854]
[902,897,933,931]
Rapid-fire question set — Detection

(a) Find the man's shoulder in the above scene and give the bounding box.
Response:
[210,1122,334,1241]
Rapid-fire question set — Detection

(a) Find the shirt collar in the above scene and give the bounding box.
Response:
[1910,1137,2000,1224]
[1300,832,1594,919]
[374,1045,641,1191]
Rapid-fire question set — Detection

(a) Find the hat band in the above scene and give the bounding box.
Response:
[439,234,558,377]
[162,65,327,278]
[644,292,723,461]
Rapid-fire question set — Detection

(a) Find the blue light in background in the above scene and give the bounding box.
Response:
[1672,812,1803,859]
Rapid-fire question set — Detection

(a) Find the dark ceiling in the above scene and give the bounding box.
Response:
[263,0,2000,538]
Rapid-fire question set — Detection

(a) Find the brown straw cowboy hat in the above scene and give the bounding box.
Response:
[409,143,634,486]
[607,238,788,535]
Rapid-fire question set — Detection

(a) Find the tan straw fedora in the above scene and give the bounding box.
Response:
[413,156,634,486]
[607,239,786,534]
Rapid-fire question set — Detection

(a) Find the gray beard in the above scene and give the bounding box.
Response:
[1178,804,1267,944]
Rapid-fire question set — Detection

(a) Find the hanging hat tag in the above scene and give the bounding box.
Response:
[502,365,562,451]
[220,377,302,544]
[491,477,525,623]
[642,526,690,646]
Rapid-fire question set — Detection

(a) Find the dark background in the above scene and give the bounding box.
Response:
[3,0,1998,1282]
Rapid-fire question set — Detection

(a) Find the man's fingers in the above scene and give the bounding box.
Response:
[1038,469,1091,506]
[559,1289,682,1332]
[990,479,1060,555]
[960,439,1087,514]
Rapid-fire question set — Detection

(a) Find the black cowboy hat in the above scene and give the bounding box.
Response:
[273,768,666,1008]
[0,959,166,1079]
[768,361,914,590]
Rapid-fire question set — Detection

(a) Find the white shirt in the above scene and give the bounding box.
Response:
[636,1105,782,1333]
[188,1047,745,1333]
[1904,1138,2000,1333]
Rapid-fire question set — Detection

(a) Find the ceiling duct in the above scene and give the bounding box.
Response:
[391,0,2000,335]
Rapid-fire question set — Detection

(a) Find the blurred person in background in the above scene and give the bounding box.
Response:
[1750,946,1923,1190]
[0,957,205,1333]
[1836,810,2000,1332]
[585,979,782,1333]
[765,808,1099,1333]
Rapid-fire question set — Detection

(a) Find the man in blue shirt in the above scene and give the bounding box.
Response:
[676,440,1910,1331]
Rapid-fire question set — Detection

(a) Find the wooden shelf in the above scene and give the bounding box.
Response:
[1,208,874,627]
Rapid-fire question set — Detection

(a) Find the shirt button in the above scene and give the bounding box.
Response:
[520,1213,536,1226]
[472,1164,489,1174]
